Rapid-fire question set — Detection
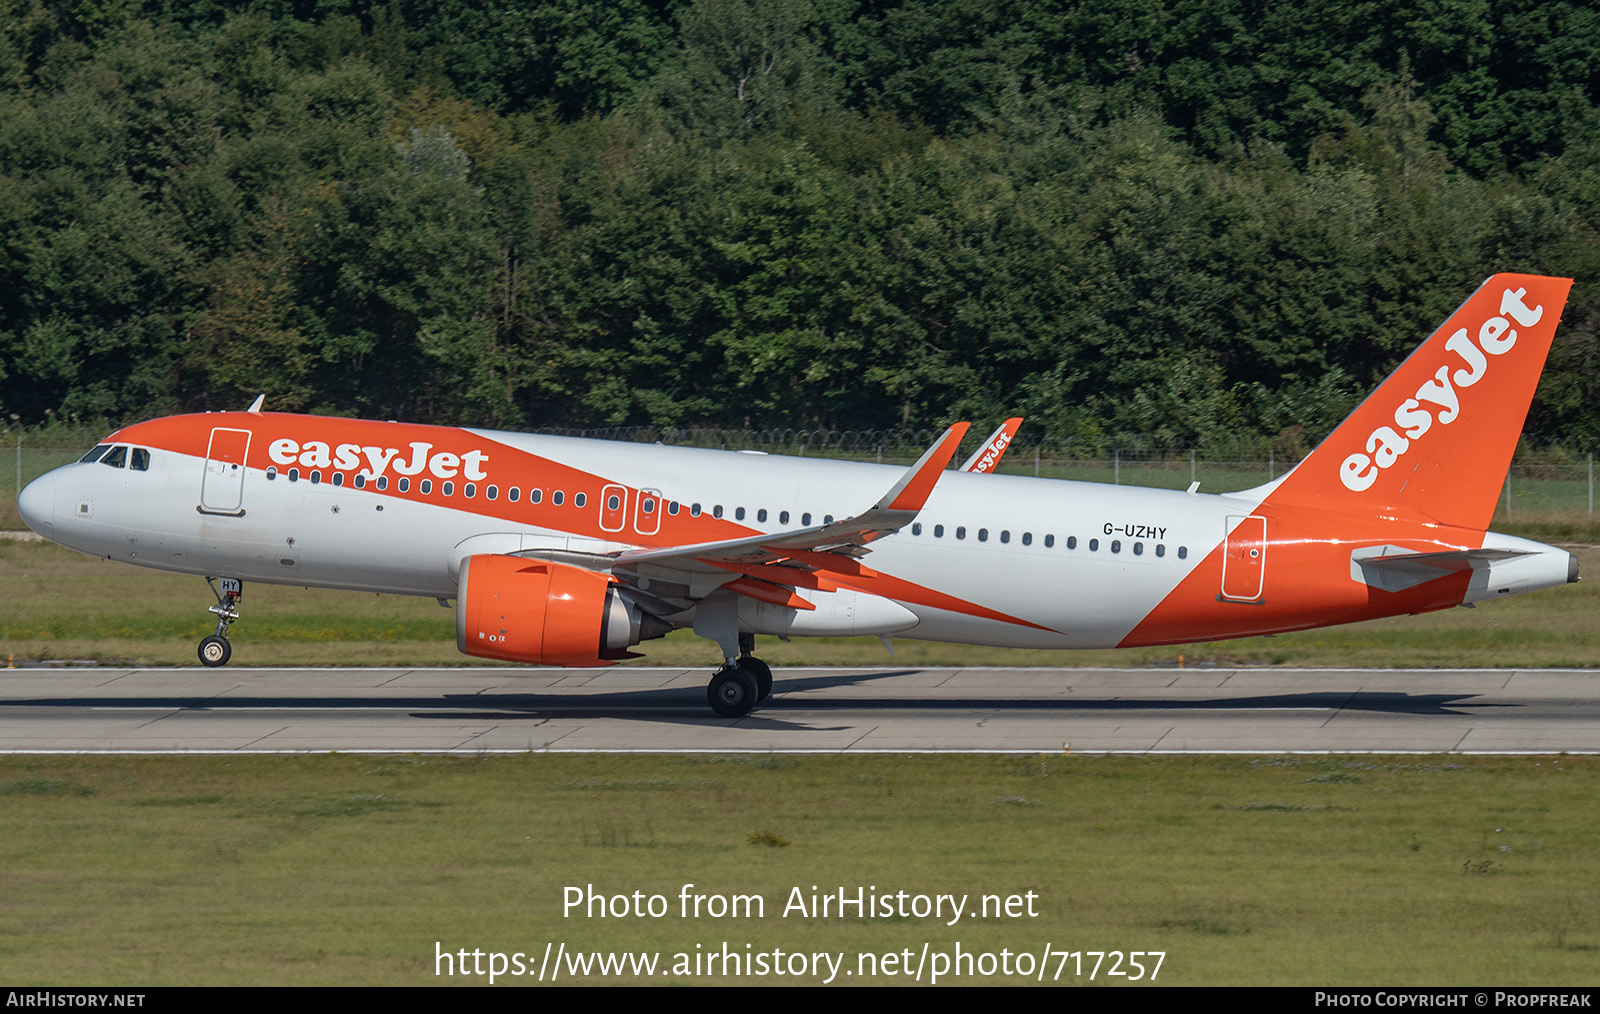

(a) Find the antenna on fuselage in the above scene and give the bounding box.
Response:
[246,394,265,415]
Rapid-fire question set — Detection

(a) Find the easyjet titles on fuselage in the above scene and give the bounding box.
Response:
[1338,285,1546,493]
[267,437,490,482]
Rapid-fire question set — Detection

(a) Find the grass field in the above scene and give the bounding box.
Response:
[0,752,1594,985]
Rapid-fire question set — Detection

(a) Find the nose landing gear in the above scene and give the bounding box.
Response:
[199,577,242,667]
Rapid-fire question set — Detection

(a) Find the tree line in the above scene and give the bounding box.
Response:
[2,0,1599,454]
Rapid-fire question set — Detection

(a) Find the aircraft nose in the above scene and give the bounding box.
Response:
[17,471,55,533]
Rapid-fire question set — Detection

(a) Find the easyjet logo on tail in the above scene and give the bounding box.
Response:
[1339,287,1545,493]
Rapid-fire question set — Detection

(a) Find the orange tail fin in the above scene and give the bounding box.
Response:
[1269,273,1572,531]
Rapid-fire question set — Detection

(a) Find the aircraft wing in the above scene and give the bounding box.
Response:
[614,422,971,575]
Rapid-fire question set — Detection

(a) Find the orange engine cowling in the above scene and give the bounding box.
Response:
[456,554,666,666]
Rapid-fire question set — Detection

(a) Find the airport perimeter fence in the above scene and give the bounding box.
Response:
[6,428,1600,532]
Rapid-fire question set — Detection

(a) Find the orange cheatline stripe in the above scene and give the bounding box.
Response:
[773,549,1056,632]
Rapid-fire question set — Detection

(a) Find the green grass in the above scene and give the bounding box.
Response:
[0,753,1595,985]
[3,538,1597,669]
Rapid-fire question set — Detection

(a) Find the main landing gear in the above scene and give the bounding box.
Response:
[705,634,774,718]
[199,577,242,667]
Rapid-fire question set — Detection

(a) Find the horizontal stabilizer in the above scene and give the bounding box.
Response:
[1351,545,1534,593]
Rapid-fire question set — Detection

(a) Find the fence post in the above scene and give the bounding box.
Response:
[1268,449,1274,481]
[1114,449,1120,485]
[1034,443,1039,478]
[1190,449,1195,486]
[1590,453,1594,516]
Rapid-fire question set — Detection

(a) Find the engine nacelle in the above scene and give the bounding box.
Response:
[456,554,667,666]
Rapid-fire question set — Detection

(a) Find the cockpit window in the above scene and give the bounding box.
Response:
[79,444,111,464]
[130,448,150,471]
[100,445,128,468]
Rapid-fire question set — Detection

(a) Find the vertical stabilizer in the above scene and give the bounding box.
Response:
[1269,274,1571,531]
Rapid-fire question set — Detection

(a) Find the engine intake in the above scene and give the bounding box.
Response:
[456,554,668,666]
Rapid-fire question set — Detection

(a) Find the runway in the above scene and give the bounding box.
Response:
[0,665,1597,754]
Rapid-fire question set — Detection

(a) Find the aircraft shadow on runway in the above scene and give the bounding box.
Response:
[1,666,1515,731]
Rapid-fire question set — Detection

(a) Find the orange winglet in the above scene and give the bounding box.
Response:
[722,577,817,610]
[960,417,1022,473]
[879,422,970,512]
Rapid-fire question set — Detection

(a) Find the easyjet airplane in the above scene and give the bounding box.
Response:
[15,274,1579,716]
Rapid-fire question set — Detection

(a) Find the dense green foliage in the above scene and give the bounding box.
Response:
[2,1,1599,451]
